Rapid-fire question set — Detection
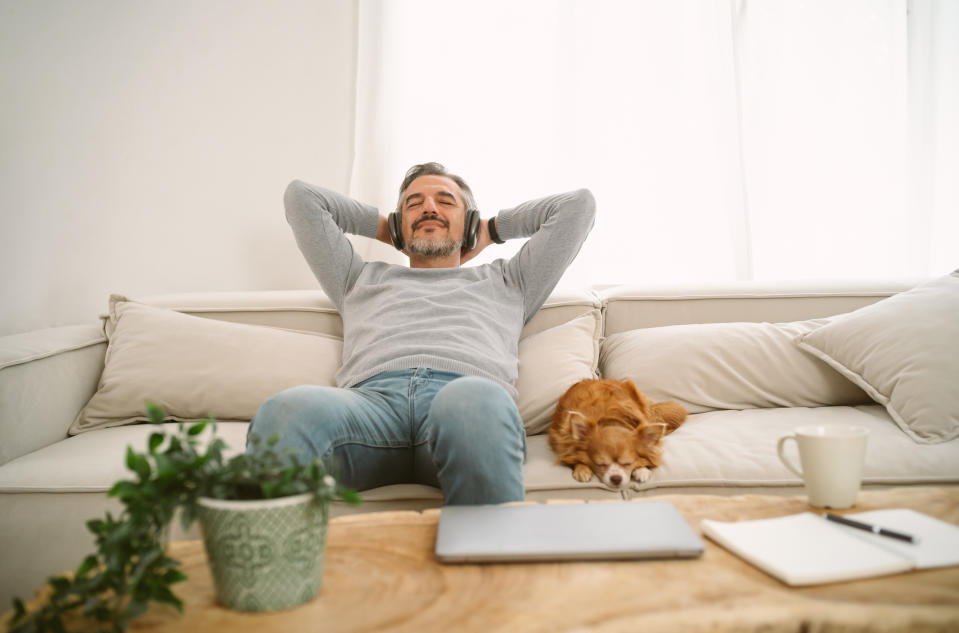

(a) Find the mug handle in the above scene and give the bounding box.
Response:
[777,435,803,478]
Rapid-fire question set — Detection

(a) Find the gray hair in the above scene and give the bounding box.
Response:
[396,162,477,213]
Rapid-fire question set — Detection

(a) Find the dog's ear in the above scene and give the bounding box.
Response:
[567,411,591,441]
[635,423,666,445]
[622,379,652,418]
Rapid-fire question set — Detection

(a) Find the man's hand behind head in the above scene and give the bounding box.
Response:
[459,218,494,265]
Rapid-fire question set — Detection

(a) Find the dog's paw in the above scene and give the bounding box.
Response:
[572,464,594,482]
[631,467,652,483]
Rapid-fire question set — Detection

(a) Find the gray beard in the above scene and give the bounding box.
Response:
[407,235,462,258]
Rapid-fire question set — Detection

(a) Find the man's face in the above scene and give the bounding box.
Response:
[400,175,467,258]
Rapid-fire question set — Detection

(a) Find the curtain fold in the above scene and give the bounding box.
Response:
[350,0,957,284]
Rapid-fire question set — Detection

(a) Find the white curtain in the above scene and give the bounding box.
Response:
[350,0,958,287]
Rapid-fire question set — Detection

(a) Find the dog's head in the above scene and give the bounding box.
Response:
[566,411,666,489]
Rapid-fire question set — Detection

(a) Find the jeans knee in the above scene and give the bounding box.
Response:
[249,385,309,440]
[247,384,349,459]
[429,377,524,453]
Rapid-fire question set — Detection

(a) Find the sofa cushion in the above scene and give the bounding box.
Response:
[70,297,342,434]
[8,406,958,497]
[523,405,959,495]
[515,310,601,434]
[599,319,869,414]
[797,272,959,444]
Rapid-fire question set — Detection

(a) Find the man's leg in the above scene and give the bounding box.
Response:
[421,375,526,505]
[247,375,417,492]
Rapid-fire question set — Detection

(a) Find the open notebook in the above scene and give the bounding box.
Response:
[701,508,959,586]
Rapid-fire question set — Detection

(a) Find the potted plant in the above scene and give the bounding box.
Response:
[5,402,361,632]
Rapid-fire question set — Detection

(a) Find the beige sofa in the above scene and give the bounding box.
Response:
[2,276,958,607]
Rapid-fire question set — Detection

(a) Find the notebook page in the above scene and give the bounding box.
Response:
[701,512,912,586]
[842,509,959,569]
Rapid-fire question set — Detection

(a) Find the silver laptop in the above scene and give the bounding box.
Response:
[435,501,704,563]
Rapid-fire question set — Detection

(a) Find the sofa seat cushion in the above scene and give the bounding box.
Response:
[524,405,959,494]
[0,422,250,492]
[4,406,958,499]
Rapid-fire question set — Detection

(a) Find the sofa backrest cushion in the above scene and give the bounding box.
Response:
[75,294,602,435]
[600,319,870,414]
[797,271,959,444]
[72,296,343,433]
[515,310,601,435]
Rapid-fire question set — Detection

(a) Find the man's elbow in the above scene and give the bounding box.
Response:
[572,188,597,226]
[284,179,309,214]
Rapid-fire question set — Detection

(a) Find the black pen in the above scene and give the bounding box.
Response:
[825,513,916,543]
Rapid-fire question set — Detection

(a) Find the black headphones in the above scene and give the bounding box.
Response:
[388,208,480,252]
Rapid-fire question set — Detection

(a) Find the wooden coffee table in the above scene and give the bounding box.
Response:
[12,487,959,632]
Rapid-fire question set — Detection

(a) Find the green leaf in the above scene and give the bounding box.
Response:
[108,480,138,500]
[75,554,98,577]
[126,450,150,479]
[123,599,148,619]
[125,445,137,472]
[153,453,175,480]
[163,568,188,584]
[260,481,276,498]
[145,401,166,425]
[49,575,71,596]
[128,549,163,588]
[339,487,363,506]
[150,585,183,613]
[187,420,207,436]
[148,432,164,454]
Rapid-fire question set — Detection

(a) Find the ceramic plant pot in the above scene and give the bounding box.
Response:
[196,492,329,612]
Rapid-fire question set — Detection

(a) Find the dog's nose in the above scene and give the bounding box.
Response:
[609,474,623,487]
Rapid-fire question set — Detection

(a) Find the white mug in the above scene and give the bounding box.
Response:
[777,425,868,509]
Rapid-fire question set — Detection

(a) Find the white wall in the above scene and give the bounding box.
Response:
[0,0,358,336]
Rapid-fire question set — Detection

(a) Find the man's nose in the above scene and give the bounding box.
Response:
[421,197,438,213]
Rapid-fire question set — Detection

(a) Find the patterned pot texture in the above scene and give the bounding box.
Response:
[197,492,329,612]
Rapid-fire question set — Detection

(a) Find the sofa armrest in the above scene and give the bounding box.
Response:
[0,324,106,466]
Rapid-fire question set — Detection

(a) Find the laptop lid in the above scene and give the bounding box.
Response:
[435,501,704,563]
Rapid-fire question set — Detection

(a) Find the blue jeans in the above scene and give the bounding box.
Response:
[246,368,526,505]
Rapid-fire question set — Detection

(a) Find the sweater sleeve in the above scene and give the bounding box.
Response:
[283,179,380,310]
[494,188,596,321]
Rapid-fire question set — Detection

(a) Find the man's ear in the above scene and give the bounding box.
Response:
[567,411,591,441]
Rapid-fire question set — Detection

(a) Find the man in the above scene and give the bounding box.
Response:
[248,162,595,504]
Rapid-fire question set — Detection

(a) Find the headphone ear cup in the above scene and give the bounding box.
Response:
[388,211,404,250]
[464,209,480,250]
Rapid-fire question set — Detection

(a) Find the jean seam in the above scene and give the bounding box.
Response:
[328,438,413,452]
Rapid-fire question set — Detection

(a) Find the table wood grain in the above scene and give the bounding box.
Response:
[10,487,959,632]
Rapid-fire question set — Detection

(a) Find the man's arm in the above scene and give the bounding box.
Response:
[495,189,597,321]
[283,180,381,309]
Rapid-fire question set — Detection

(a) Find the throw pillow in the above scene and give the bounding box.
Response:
[796,272,959,444]
[516,310,601,435]
[600,319,870,415]
[70,296,342,434]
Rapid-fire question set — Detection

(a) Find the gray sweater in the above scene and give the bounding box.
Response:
[284,180,596,397]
